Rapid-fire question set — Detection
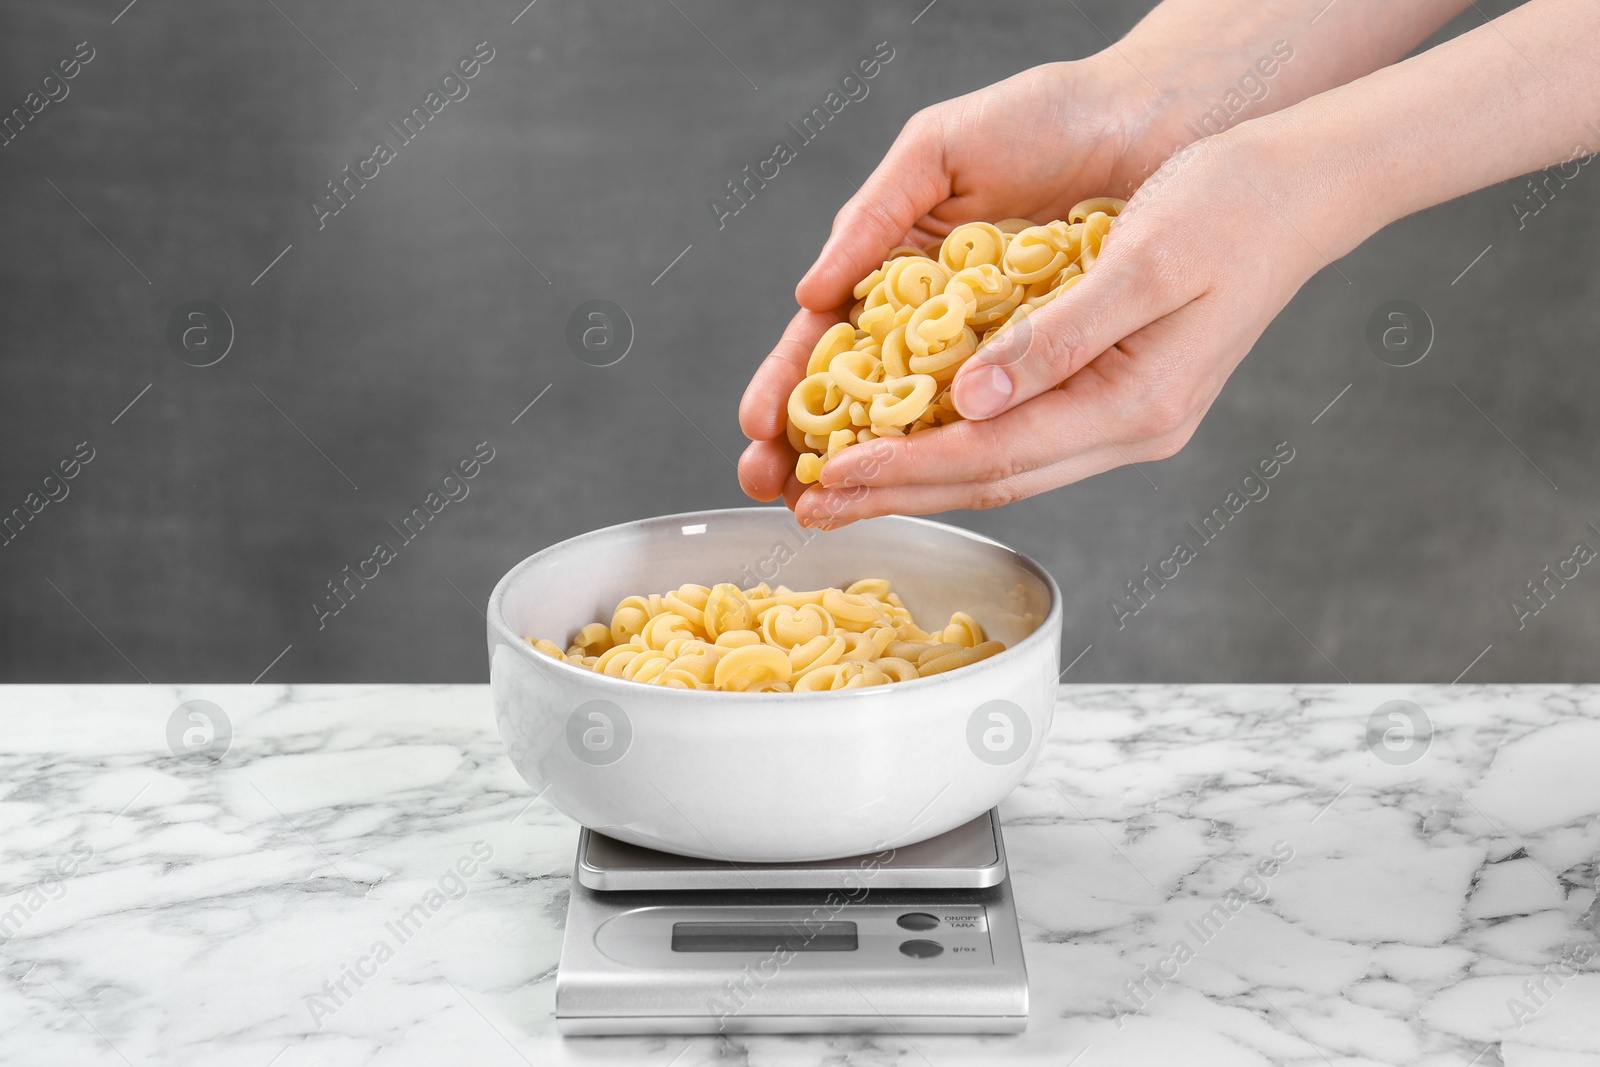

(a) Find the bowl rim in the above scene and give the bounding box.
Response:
[486,506,1062,703]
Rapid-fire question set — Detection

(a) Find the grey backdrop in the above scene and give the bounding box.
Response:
[2,0,1595,684]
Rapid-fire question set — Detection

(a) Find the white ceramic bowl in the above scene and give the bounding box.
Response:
[487,507,1060,862]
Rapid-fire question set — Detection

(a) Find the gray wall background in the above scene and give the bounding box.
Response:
[2,0,1595,684]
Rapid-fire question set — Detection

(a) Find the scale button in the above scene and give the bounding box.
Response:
[899,939,944,959]
[896,912,940,931]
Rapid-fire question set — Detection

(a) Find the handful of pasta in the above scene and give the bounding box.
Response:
[786,198,1126,483]
[527,578,1004,692]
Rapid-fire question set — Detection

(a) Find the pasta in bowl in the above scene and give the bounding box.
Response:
[487,508,1061,862]
[525,578,1008,692]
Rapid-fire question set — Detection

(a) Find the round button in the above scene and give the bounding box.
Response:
[897,912,940,931]
[899,939,944,959]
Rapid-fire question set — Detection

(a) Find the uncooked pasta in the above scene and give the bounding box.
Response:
[786,198,1126,483]
[527,578,1004,691]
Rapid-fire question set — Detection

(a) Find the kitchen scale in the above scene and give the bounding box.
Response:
[556,808,1028,1035]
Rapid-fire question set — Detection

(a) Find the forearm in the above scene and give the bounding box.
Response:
[1248,0,1600,254]
[1114,0,1473,146]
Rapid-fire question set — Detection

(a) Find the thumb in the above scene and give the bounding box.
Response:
[950,239,1186,420]
[796,110,951,312]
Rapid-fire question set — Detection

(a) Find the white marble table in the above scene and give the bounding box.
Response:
[2,685,1598,1067]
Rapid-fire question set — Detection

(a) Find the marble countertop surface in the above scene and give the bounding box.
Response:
[2,684,1598,1067]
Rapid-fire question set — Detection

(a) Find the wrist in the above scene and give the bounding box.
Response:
[1093,21,1305,162]
[1066,51,1198,199]
[1208,111,1392,275]
[1184,110,1395,289]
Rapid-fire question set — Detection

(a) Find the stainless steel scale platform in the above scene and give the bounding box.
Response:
[556,809,1029,1035]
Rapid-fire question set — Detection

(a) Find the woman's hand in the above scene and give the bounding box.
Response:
[738,0,1504,525]
[803,124,1362,524]
[737,54,1183,514]
[739,78,1372,527]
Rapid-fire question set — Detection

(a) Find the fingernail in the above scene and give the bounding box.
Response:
[955,363,1013,419]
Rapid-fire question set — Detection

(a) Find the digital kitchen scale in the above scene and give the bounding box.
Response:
[556,809,1029,1035]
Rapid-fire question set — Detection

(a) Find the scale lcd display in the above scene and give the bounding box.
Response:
[670,920,858,953]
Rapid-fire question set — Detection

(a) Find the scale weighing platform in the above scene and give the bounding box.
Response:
[556,809,1028,1035]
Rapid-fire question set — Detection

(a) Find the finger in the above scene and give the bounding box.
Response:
[818,366,1127,490]
[949,232,1195,421]
[796,111,951,312]
[738,307,841,441]
[905,223,946,251]
[781,472,806,512]
[796,446,1132,527]
[739,438,797,502]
